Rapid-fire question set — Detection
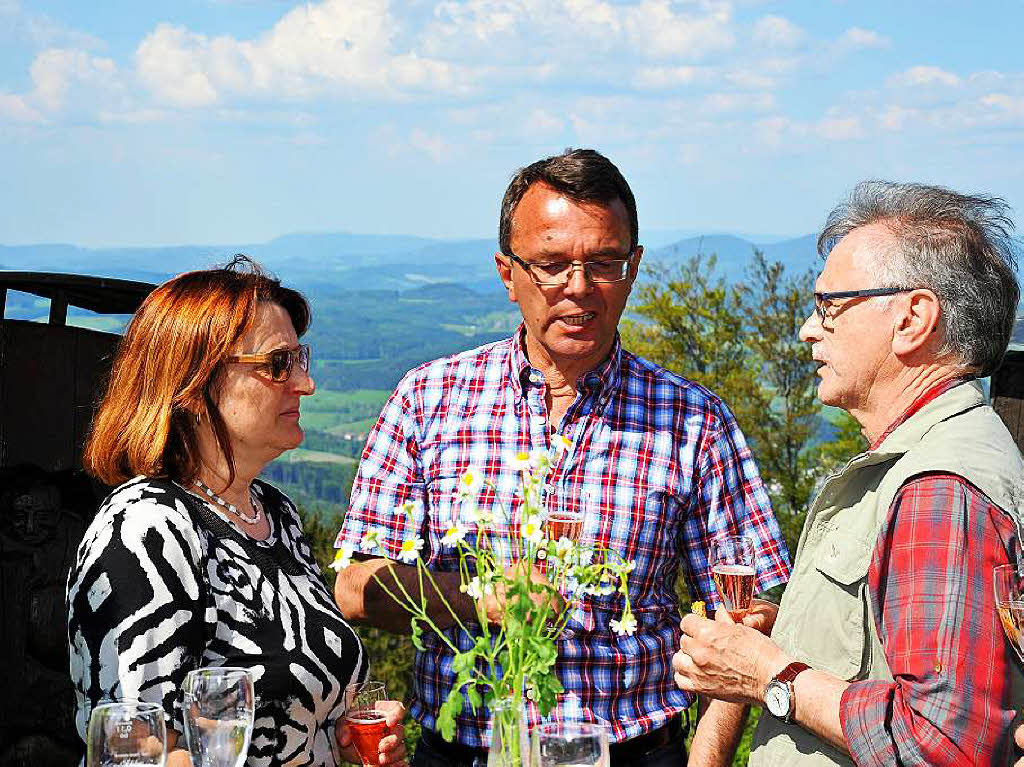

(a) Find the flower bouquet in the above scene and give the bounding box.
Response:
[333,436,636,765]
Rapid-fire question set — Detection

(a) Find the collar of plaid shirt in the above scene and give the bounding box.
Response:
[507,323,624,404]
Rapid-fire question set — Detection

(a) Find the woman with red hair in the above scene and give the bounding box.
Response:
[67,257,406,767]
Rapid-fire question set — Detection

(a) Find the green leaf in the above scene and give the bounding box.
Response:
[410,619,426,652]
[437,701,456,742]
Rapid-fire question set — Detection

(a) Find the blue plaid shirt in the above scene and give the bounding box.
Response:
[337,328,790,744]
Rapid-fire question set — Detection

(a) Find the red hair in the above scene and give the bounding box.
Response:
[84,256,310,487]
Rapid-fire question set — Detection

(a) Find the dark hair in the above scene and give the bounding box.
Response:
[818,181,1019,376]
[498,148,638,255]
[84,255,311,487]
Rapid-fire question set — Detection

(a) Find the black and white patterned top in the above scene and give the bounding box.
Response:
[67,476,367,767]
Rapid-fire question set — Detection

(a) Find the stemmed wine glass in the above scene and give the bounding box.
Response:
[994,563,1024,663]
[710,534,756,621]
[344,680,389,767]
[87,700,167,767]
[182,667,255,767]
[531,721,610,767]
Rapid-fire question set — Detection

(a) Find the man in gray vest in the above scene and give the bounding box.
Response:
[673,180,1024,766]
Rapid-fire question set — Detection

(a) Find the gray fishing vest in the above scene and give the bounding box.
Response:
[750,381,1024,766]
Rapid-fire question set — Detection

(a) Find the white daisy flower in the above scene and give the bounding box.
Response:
[360,528,384,553]
[397,536,425,563]
[457,467,485,499]
[441,522,470,546]
[552,434,572,454]
[472,505,496,528]
[609,614,638,636]
[554,536,575,559]
[459,577,493,600]
[397,499,421,518]
[529,447,554,473]
[521,515,545,545]
[330,543,355,571]
[510,450,532,471]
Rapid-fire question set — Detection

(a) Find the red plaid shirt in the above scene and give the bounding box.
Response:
[840,380,1021,765]
[338,328,791,745]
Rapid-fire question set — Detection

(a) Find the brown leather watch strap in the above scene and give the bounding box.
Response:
[775,661,810,683]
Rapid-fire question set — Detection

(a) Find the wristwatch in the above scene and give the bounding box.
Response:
[764,661,810,722]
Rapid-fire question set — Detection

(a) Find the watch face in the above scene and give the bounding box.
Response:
[765,680,790,718]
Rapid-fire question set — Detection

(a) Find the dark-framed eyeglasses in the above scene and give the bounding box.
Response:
[505,249,635,286]
[225,344,310,383]
[813,287,915,322]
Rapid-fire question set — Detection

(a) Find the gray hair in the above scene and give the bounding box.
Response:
[818,180,1020,376]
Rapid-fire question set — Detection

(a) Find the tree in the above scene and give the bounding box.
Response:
[622,249,866,553]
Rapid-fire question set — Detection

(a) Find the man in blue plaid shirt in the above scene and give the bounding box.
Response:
[334,148,791,766]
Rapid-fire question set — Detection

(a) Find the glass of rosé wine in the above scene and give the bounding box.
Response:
[710,535,756,621]
[344,681,389,767]
[994,563,1024,664]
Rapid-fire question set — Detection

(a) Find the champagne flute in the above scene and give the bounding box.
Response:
[531,721,609,767]
[994,563,1024,663]
[182,667,255,767]
[87,700,167,767]
[710,534,756,620]
[344,681,389,767]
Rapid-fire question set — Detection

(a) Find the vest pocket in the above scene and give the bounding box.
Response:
[797,529,873,681]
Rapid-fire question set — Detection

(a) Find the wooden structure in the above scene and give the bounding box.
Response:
[993,348,1024,454]
[0,273,153,767]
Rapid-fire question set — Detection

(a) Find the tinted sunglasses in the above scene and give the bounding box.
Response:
[225,344,310,383]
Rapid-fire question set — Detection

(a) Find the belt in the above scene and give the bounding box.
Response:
[609,715,684,762]
[419,714,684,765]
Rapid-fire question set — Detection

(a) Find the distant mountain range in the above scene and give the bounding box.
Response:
[0,229,822,294]
[4,229,1021,349]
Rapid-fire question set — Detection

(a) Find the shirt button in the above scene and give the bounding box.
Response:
[529,371,544,385]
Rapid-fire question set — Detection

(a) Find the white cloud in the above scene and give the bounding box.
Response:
[816,114,863,141]
[887,65,961,89]
[837,26,889,51]
[136,26,220,107]
[878,104,918,131]
[753,115,795,148]
[980,93,1024,119]
[752,15,804,49]
[0,91,43,122]
[135,0,466,107]
[0,0,102,49]
[634,65,704,89]
[522,108,565,137]
[409,129,450,162]
[29,48,119,112]
[423,0,735,63]
[703,90,774,112]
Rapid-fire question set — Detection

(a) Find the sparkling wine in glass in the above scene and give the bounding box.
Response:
[345,681,389,767]
[994,563,1024,663]
[531,721,610,767]
[710,535,756,620]
[87,700,167,767]
[547,508,584,543]
[183,667,255,767]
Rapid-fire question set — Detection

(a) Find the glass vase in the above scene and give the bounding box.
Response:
[486,696,529,767]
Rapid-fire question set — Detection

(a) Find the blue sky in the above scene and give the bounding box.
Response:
[2,0,1022,247]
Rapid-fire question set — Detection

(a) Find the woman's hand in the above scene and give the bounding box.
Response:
[336,700,408,766]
